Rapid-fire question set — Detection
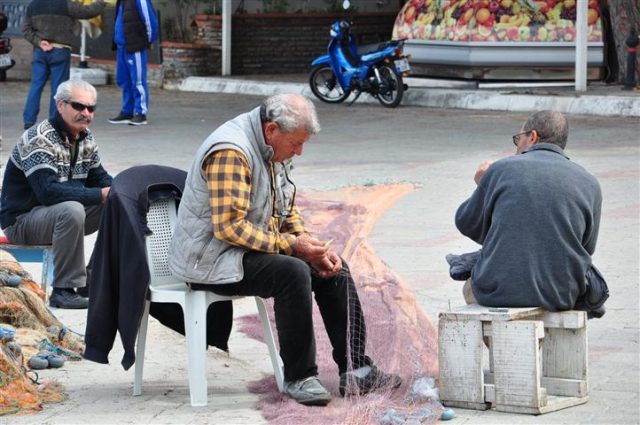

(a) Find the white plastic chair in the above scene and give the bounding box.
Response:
[133,197,284,407]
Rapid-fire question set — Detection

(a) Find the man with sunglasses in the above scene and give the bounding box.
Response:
[0,79,112,309]
[169,94,401,406]
[454,110,604,315]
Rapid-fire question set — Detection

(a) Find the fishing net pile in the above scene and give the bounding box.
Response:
[239,185,444,425]
[0,250,84,416]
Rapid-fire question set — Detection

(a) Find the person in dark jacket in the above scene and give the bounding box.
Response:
[455,110,603,312]
[107,0,158,126]
[0,79,112,309]
[22,0,106,130]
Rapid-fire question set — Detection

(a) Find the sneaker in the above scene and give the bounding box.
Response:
[108,112,133,124]
[339,365,402,397]
[128,114,147,126]
[49,288,88,309]
[284,376,332,406]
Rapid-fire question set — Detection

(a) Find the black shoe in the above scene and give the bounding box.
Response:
[339,365,402,397]
[128,114,147,126]
[24,123,34,130]
[49,289,89,309]
[108,112,133,124]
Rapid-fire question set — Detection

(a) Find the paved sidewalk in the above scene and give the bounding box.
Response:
[173,74,640,117]
[0,81,638,425]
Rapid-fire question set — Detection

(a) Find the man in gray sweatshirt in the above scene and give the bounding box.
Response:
[455,110,602,312]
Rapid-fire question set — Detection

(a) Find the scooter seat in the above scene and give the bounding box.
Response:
[357,41,395,56]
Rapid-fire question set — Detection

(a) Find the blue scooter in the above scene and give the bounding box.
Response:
[309,1,410,108]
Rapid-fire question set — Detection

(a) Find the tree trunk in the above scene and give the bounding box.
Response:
[607,0,640,84]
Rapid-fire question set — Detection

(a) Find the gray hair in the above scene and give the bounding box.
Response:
[523,110,569,149]
[261,94,321,135]
[53,79,98,103]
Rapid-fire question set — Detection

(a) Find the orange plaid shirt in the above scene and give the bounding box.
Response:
[203,149,305,255]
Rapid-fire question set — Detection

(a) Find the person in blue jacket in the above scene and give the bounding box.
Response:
[108,0,158,126]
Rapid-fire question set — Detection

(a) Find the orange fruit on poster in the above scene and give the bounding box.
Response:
[476,8,491,24]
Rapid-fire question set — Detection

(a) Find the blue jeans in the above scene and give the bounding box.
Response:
[23,47,71,126]
[193,252,373,381]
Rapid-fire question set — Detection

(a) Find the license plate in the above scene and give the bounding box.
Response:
[394,58,410,73]
[0,54,11,68]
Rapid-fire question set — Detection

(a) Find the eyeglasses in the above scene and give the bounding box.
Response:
[63,100,97,113]
[512,130,531,146]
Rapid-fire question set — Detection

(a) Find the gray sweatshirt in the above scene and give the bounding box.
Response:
[455,143,602,311]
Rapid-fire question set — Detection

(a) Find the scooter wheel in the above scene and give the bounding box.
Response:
[309,65,350,104]
[375,63,404,108]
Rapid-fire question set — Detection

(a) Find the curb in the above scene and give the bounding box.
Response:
[175,76,640,117]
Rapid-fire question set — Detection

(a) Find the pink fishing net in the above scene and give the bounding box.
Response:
[238,185,443,424]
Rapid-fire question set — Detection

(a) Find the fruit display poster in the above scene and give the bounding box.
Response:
[392,0,604,43]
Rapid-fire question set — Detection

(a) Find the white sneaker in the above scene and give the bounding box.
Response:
[284,376,331,406]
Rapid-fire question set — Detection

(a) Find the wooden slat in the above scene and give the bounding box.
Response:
[438,318,489,407]
[497,395,589,414]
[542,377,588,398]
[543,326,588,382]
[439,304,544,322]
[492,321,545,409]
[540,310,587,329]
[486,371,587,398]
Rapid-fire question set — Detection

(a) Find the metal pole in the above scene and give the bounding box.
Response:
[79,22,88,68]
[574,0,588,92]
[222,0,231,76]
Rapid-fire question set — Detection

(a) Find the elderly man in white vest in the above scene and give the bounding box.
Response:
[169,94,400,406]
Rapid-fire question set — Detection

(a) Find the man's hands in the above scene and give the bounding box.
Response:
[310,251,342,278]
[292,235,342,278]
[474,160,493,185]
[39,40,53,52]
[292,234,327,261]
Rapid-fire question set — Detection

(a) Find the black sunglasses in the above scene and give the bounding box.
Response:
[63,100,97,113]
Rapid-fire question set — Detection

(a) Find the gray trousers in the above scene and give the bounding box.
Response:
[3,201,103,289]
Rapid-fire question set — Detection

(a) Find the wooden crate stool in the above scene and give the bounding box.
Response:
[438,304,588,414]
[0,236,54,295]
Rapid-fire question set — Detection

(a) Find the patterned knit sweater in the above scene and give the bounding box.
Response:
[0,114,112,229]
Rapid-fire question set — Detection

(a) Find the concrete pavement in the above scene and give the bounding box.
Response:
[0,80,638,425]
